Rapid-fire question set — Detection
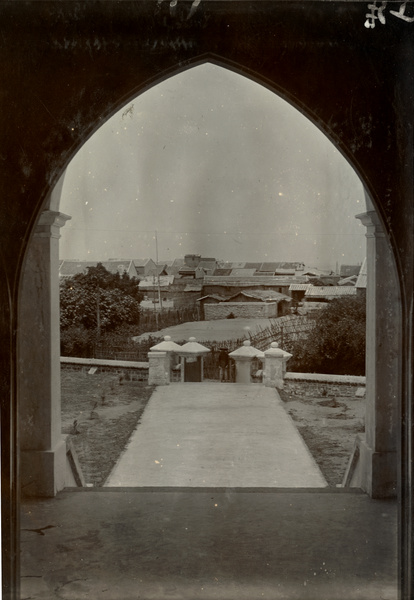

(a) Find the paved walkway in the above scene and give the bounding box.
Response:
[106,383,327,487]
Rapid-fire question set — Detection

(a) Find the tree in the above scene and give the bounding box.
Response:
[60,263,143,338]
[287,296,366,376]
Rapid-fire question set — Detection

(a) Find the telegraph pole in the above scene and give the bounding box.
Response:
[155,230,162,310]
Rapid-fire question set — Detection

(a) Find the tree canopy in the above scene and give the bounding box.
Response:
[287,296,366,376]
[60,263,143,334]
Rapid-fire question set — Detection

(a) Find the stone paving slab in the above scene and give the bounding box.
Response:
[106,383,327,487]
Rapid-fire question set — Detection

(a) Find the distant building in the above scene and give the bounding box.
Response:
[289,283,311,303]
[197,289,291,320]
[133,258,157,277]
[340,264,361,278]
[304,285,357,302]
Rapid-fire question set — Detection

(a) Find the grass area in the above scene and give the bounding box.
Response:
[61,370,154,486]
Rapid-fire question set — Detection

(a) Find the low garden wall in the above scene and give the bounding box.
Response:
[284,372,365,397]
[61,357,149,381]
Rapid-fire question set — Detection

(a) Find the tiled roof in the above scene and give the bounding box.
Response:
[258,262,278,272]
[101,260,135,275]
[305,286,357,298]
[289,283,311,291]
[229,268,257,277]
[197,294,227,302]
[204,276,304,286]
[212,268,233,276]
[198,260,217,272]
[171,258,185,268]
[59,261,98,276]
[227,290,291,303]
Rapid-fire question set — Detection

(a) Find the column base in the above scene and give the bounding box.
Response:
[342,434,397,498]
[21,437,84,497]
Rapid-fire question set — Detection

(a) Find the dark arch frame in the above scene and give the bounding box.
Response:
[1,2,412,598]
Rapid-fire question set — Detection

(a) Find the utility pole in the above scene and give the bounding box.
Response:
[155,230,162,310]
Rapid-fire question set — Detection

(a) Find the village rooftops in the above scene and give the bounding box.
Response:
[59,260,137,278]
[203,275,308,286]
[59,260,99,278]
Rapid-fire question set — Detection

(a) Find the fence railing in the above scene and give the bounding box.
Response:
[249,315,316,350]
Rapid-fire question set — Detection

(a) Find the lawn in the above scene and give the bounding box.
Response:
[61,370,154,486]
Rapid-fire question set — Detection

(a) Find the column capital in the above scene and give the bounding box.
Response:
[34,210,71,239]
[355,211,385,238]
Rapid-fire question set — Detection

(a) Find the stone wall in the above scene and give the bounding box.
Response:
[204,302,278,320]
[284,373,365,398]
[61,357,149,382]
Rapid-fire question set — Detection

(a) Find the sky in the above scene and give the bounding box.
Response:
[59,63,366,271]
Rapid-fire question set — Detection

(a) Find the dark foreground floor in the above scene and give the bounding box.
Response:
[21,488,398,600]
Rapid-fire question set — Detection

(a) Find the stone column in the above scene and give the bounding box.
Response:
[148,351,169,385]
[349,208,400,498]
[232,355,252,384]
[229,341,263,384]
[263,343,292,389]
[19,210,71,497]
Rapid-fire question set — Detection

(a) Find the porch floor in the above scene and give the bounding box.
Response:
[21,488,398,600]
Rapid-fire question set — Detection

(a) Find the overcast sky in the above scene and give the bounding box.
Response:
[59,63,366,271]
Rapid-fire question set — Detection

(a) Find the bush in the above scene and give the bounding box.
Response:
[287,296,366,376]
[60,325,94,357]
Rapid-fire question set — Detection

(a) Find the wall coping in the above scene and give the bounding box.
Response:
[285,372,365,385]
[61,357,149,369]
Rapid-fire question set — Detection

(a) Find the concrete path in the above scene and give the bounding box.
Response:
[106,383,327,487]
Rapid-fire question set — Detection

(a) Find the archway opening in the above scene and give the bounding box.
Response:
[54,63,368,490]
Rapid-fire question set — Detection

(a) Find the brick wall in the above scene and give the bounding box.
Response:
[204,302,278,320]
